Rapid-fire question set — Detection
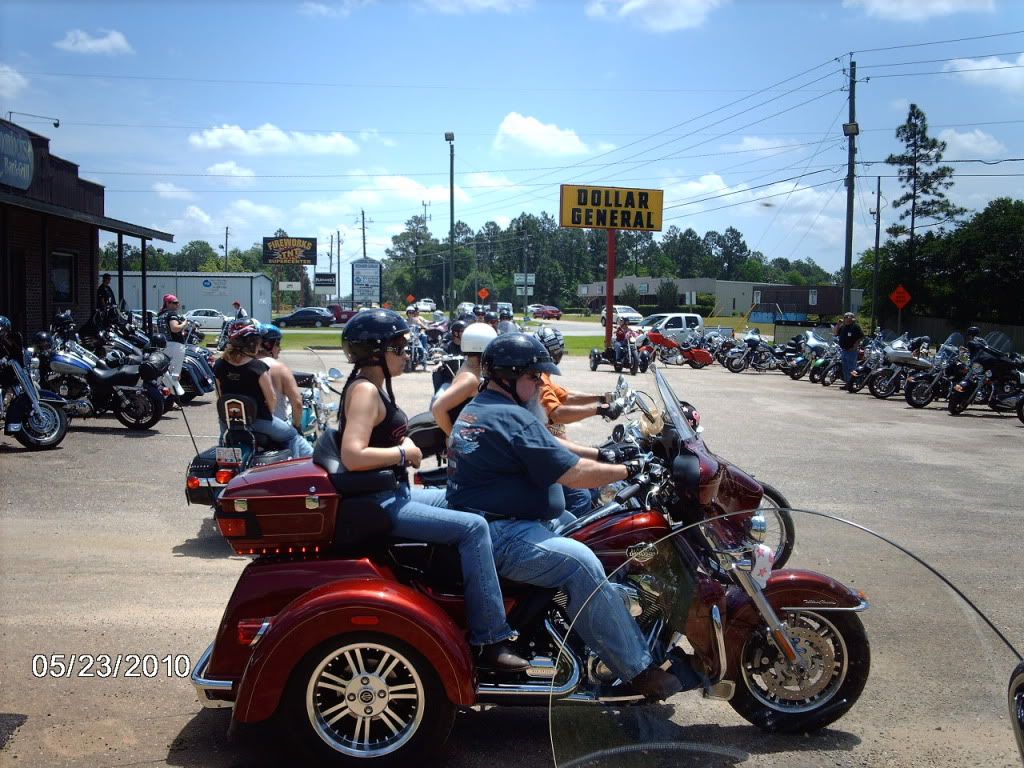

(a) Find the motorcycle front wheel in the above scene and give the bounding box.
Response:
[757,482,796,569]
[589,353,599,371]
[905,378,935,408]
[13,397,69,450]
[820,362,841,387]
[869,372,899,399]
[283,632,455,768]
[1017,395,1024,424]
[948,392,971,415]
[730,610,870,733]
[808,364,825,384]
[726,356,747,373]
[114,390,163,430]
[788,362,808,380]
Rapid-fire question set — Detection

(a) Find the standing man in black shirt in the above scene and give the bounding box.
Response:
[96,274,116,310]
[834,312,864,391]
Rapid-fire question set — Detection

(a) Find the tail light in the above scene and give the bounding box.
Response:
[215,469,235,484]
[217,517,247,538]
[237,618,271,646]
[186,476,201,490]
[413,473,423,486]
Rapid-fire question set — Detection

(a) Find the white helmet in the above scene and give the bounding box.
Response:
[461,322,497,354]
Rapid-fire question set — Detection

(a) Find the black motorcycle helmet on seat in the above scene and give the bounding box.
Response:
[966,326,981,338]
[482,333,560,405]
[0,315,11,339]
[31,330,53,352]
[148,332,168,349]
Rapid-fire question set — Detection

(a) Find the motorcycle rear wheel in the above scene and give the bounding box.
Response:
[948,393,971,415]
[788,363,808,381]
[730,610,870,734]
[757,482,796,569]
[114,390,163,430]
[589,353,599,372]
[1017,396,1024,424]
[848,373,867,392]
[282,632,455,768]
[686,359,708,369]
[12,398,69,450]
[904,379,935,408]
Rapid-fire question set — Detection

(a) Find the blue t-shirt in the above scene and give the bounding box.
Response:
[447,389,580,521]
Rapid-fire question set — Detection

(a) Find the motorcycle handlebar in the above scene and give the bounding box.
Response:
[613,483,642,504]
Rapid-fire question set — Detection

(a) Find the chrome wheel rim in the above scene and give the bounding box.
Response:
[25,403,60,439]
[306,642,425,758]
[741,611,848,713]
[756,494,789,565]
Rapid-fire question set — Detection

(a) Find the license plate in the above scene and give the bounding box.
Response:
[216,447,243,465]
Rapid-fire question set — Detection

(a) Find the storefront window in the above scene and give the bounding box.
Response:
[50,251,76,304]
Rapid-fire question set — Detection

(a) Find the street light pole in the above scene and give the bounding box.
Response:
[445,131,455,312]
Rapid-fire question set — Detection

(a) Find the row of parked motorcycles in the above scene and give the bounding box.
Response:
[720,324,1024,422]
[1,305,222,451]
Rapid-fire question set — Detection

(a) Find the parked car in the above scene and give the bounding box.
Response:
[639,313,669,329]
[325,304,361,324]
[415,298,436,312]
[651,312,705,342]
[495,301,514,317]
[532,305,562,320]
[455,301,476,317]
[600,304,643,326]
[183,308,228,331]
[130,309,157,327]
[526,303,544,316]
[271,307,335,328]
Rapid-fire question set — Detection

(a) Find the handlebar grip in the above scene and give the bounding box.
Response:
[613,483,642,504]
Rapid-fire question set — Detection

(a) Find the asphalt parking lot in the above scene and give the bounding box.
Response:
[1,352,1021,767]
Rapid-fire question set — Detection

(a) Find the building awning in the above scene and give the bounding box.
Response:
[0,190,174,242]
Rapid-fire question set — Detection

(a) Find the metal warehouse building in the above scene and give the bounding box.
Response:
[115,272,273,325]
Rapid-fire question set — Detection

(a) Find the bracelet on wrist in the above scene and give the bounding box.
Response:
[398,446,407,468]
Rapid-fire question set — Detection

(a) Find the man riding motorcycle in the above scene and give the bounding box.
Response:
[445,333,686,701]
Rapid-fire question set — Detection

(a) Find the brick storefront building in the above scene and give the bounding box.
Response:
[0,118,173,335]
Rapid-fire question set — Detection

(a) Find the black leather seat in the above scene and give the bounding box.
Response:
[91,366,141,386]
[293,371,315,388]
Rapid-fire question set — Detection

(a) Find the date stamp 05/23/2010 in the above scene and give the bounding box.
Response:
[30,653,192,679]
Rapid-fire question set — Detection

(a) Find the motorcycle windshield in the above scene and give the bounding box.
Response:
[985,331,1015,354]
[943,332,964,349]
[879,329,898,342]
[810,326,833,342]
[547,508,1022,767]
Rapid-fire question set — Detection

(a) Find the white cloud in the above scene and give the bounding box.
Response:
[464,171,523,192]
[188,123,359,155]
[294,173,468,223]
[889,98,910,113]
[299,0,375,18]
[0,64,28,99]
[167,205,214,239]
[227,199,281,224]
[720,136,797,156]
[493,215,511,229]
[419,0,532,13]
[494,112,597,155]
[153,182,193,200]
[54,29,134,55]
[585,0,728,32]
[206,160,256,187]
[358,128,397,147]
[938,128,1006,159]
[843,0,993,22]
[944,54,1024,94]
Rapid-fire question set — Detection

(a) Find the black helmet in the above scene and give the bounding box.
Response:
[148,332,168,349]
[342,308,409,363]
[482,333,561,381]
[484,310,499,324]
[0,315,11,338]
[499,308,512,320]
[450,319,467,334]
[31,330,53,351]
[473,304,486,316]
[966,326,981,337]
[535,326,565,357]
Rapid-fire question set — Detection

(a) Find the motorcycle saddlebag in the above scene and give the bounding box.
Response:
[140,351,171,380]
[185,448,218,506]
[215,460,341,555]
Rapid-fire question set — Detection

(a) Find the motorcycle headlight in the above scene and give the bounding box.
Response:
[972,362,984,373]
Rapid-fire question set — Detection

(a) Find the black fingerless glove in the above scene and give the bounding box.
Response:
[598,448,618,463]
[599,401,623,420]
[623,458,645,481]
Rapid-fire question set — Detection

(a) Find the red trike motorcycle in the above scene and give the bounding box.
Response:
[187,367,890,766]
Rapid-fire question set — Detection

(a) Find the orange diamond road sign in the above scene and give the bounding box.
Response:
[477,288,490,300]
[889,284,911,310]
[405,294,416,304]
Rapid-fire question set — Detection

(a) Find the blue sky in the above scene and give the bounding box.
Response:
[2,0,1023,296]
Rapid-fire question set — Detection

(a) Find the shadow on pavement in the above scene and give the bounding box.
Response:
[0,713,28,749]
[173,516,236,559]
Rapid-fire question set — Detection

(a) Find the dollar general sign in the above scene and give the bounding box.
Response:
[559,185,664,232]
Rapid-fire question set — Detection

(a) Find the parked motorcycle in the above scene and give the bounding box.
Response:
[866,334,931,399]
[947,331,1024,416]
[590,328,642,375]
[807,341,840,384]
[643,328,714,369]
[725,328,775,373]
[787,329,832,380]
[1,331,70,450]
[36,323,169,431]
[903,333,969,408]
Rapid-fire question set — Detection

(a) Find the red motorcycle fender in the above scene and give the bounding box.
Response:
[233,578,476,723]
[720,569,866,680]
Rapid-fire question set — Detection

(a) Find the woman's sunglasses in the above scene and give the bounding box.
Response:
[385,343,410,355]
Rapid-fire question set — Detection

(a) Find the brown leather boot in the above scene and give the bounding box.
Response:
[477,641,530,672]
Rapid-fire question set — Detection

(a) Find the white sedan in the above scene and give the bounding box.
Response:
[183,308,229,331]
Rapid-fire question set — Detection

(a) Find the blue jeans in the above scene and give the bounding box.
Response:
[841,349,859,384]
[252,416,314,457]
[373,485,515,646]
[488,519,652,683]
[562,485,597,518]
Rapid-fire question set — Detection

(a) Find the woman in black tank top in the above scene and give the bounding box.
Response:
[339,309,526,672]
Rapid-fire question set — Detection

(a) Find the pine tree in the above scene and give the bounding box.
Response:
[885,104,966,262]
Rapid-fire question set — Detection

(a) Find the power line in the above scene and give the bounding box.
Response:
[858,50,1024,68]
[852,29,1024,54]
[866,63,1024,79]
[663,177,844,221]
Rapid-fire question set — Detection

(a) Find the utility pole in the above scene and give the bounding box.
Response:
[223,226,230,271]
[841,59,858,314]
[520,230,528,315]
[337,229,343,308]
[360,209,370,259]
[419,201,431,298]
[870,175,882,333]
